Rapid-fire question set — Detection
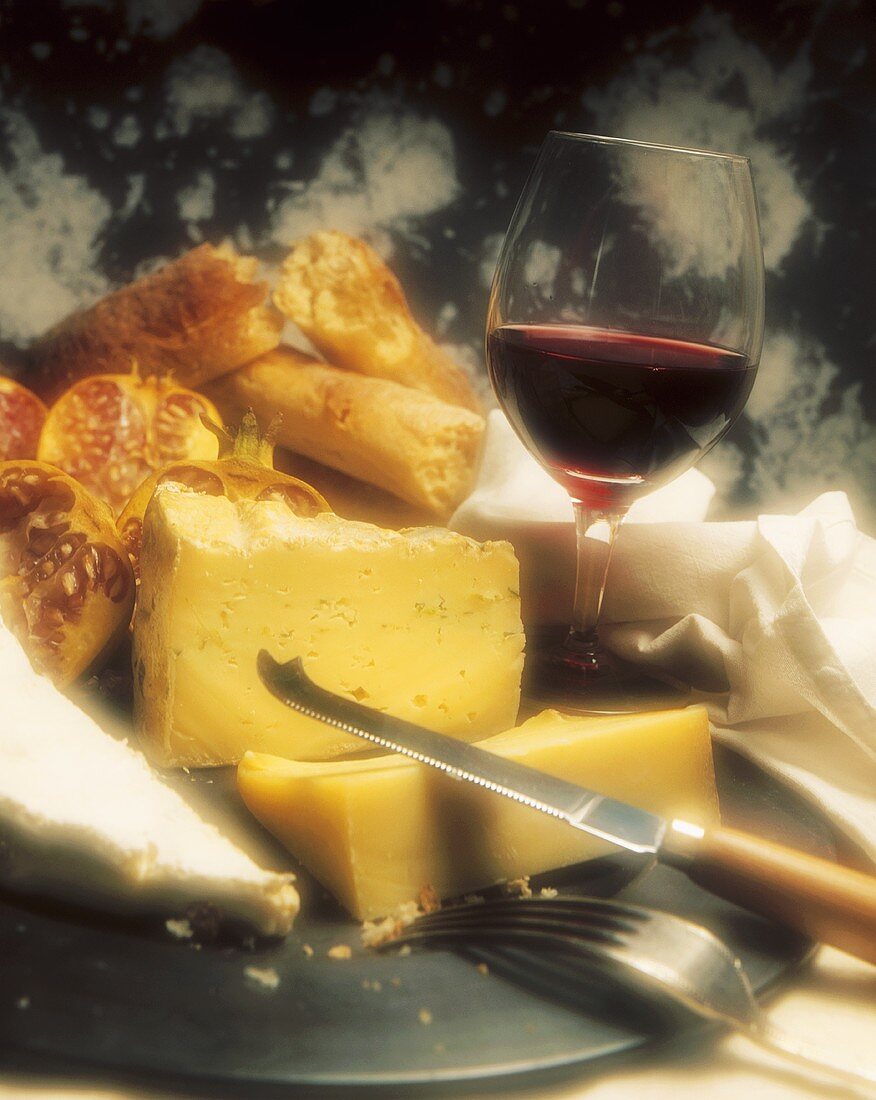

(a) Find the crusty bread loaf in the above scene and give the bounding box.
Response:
[273,449,436,530]
[274,231,482,413]
[206,346,485,516]
[29,244,283,401]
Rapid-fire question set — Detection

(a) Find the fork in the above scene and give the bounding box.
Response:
[379,896,876,1096]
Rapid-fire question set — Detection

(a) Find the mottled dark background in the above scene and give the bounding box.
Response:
[0,0,873,523]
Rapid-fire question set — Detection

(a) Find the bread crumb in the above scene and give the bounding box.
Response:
[244,965,280,992]
[361,891,439,948]
[463,894,485,905]
[390,976,401,987]
[398,945,412,957]
[476,962,489,976]
[539,887,558,899]
[328,944,352,960]
[417,883,441,914]
[16,996,30,1010]
[165,918,194,940]
[504,876,532,898]
[302,943,314,958]
[418,1008,432,1026]
[361,978,383,992]
[433,1042,446,1053]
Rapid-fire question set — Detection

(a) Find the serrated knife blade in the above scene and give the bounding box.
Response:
[257,652,667,856]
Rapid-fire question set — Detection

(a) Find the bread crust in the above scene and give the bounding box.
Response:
[206,346,485,516]
[274,232,482,413]
[29,244,283,402]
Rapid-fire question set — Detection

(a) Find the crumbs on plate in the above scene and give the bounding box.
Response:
[165,918,194,940]
[244,965,280,992]
[361,889,438,948]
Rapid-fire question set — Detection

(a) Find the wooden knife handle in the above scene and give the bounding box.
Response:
[662,822,876,965]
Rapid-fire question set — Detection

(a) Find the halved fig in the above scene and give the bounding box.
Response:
[37,370,221,516]
[0,461,135,684]
[0,376,48,460]
[117,411,330,575]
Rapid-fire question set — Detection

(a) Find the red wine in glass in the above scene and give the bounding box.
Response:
[488,324,757,511]
[486,133,764,710]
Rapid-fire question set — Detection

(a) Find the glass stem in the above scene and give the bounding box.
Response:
[567,503,625,668]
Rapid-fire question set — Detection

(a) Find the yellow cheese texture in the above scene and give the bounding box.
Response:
[133,490,524,767]
[237,706,720,920]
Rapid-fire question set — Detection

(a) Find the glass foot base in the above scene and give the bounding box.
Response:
[522,627,690,716]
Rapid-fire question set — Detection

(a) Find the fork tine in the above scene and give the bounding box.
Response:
[388,913,627,948]
[443,896,649,919]
[462,944,679,1033]
[383,922,618,956]
[411,896,649,929]
[387,923,682,1021]
[392,897,648,946]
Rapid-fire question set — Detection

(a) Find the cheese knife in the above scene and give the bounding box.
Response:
[258,652,876,965]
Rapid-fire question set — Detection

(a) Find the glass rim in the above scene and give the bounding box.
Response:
[547,130,751,164]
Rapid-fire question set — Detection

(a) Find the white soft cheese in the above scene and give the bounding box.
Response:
[0,622,298,935]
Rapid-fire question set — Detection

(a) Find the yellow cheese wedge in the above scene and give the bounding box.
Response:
[133,490,524,767]
[237,706,720,920]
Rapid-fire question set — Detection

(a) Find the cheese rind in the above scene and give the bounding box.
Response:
[134,492,524,767]
[237,706,720,920]
[0,622,298,935]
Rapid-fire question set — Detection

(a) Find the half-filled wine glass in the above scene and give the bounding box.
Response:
[486,132,765,710]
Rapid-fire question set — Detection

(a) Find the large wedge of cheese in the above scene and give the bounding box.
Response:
[0,621,297,935]
[237,706,719,920]
[134,491,524,767]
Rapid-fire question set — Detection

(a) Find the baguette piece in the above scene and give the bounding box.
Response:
[207,347,485,516]
[29,244,283,401]
[274,231,482,413]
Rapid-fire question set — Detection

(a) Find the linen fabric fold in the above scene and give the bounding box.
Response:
[602,491,876,860]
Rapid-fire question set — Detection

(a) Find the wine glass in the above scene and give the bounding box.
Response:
[486,132,764,710]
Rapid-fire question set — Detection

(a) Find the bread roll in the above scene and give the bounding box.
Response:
[274,231,482,413]
[206,347,485,516]
[29,244,282,401]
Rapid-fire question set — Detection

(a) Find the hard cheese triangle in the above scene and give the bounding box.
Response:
[237,706,720,920]
[0,621,298,935]
[134,491,524,767]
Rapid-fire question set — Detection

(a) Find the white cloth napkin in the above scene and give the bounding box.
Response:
[601,490,876,861]
[451,412,876,860]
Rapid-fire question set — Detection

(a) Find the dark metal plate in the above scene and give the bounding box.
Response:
[0,744,832,1096]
